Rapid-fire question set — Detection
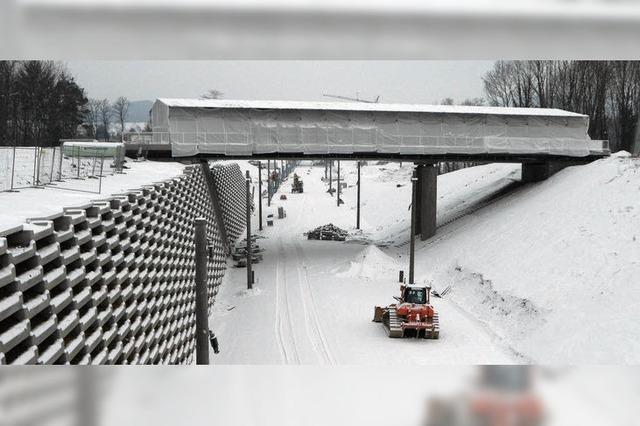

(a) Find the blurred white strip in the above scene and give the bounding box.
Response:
[4,0,640,58]
[15,0,640,19]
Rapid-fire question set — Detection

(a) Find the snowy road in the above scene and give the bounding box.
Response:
[210,162,518,364]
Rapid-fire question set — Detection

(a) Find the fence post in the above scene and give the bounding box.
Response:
[194,218,210,365]
[33,146,39,186]
[76,146,81,179]
[91,154,97,178]
[58,143,63,181]
[98,157,104,194]
[50,146,56,184]
[245,170,253,290]
[10,145,16,191]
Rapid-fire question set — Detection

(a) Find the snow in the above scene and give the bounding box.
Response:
[98,366,638,426]
[334,245,399,280]
[410,153,640,363]
[212,154,639,365]
[211,160,519,365]
[157,98,585,117]
[0,159,186,231]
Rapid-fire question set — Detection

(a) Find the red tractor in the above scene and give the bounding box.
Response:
[425,366,544,426]
[373,285,439,339]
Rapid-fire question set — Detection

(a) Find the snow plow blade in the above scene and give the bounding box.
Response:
[373,306,384,322]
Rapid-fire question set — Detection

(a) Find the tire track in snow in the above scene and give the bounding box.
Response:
[285,178,336,365]
[292,238,336,365]
[273,253,288,363]
[274,239,300,364]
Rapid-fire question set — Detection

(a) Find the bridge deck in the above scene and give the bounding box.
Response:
[144,99,608,161]
[124,142,608,164]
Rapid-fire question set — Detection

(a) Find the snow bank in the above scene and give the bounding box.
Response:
[335,245,399,280]
[415,154,640,363]
[0,159,185,230]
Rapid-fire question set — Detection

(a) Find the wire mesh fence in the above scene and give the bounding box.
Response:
[0,144,125,194]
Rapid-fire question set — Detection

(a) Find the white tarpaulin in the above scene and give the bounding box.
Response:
[151,99,597,158]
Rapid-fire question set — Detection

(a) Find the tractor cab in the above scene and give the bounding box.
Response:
[396,285,430,305]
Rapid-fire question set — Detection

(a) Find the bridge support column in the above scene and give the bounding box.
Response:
[521,161,575,183]
[521,162,550,182]
[416,162,438,241]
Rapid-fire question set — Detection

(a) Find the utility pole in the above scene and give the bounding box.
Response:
[194,218,210,364]
[409,168,418,285]
[245,170,253,290]
[356,161,361,229]
[337,160,341,207]
[258,161,263,231]
[267,159,271,207]
[329,160,333,194]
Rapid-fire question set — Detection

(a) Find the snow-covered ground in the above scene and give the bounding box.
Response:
[99,366,640,426]
[212,154,640,364]
[212,160,521,364]
[0,158,185,230]
[410,152,640,364]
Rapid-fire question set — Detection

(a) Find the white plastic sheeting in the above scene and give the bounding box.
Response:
[152,99,596,158]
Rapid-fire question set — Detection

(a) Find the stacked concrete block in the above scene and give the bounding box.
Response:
[0,164,241,364]
[210,162,249,245]
[0,368,93,426]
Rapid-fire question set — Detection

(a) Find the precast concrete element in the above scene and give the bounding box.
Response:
[0,164,246,364]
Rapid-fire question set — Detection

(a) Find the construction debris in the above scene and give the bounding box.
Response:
[306,223,348,241]
[292,173,304,193]
[233,237,264,267]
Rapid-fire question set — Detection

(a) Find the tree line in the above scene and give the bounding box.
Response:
[0,61,87,147]
[483,60,640,154]
[0,60,136,146]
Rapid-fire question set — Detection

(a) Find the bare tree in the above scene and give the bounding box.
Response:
[482,60,640,153]
[461,97,485,106]
[85,98,101,139]
[483,61,517,107]
[112,96,129,140]
[201,89,224,100]
[98,99,112,141]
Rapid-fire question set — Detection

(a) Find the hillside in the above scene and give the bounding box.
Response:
[409,152,640,363]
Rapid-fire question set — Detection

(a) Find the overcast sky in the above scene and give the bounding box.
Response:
[65,61,493,104]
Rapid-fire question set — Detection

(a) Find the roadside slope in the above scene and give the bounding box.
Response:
[413,152,640,363]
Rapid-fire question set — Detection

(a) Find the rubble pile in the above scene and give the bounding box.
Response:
[306,224,348,241]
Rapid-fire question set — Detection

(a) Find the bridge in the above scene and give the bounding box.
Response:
[125,98,609,240]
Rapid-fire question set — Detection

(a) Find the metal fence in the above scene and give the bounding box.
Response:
[0,145,125,194]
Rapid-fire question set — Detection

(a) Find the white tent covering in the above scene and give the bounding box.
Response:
[151,99,600,158]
